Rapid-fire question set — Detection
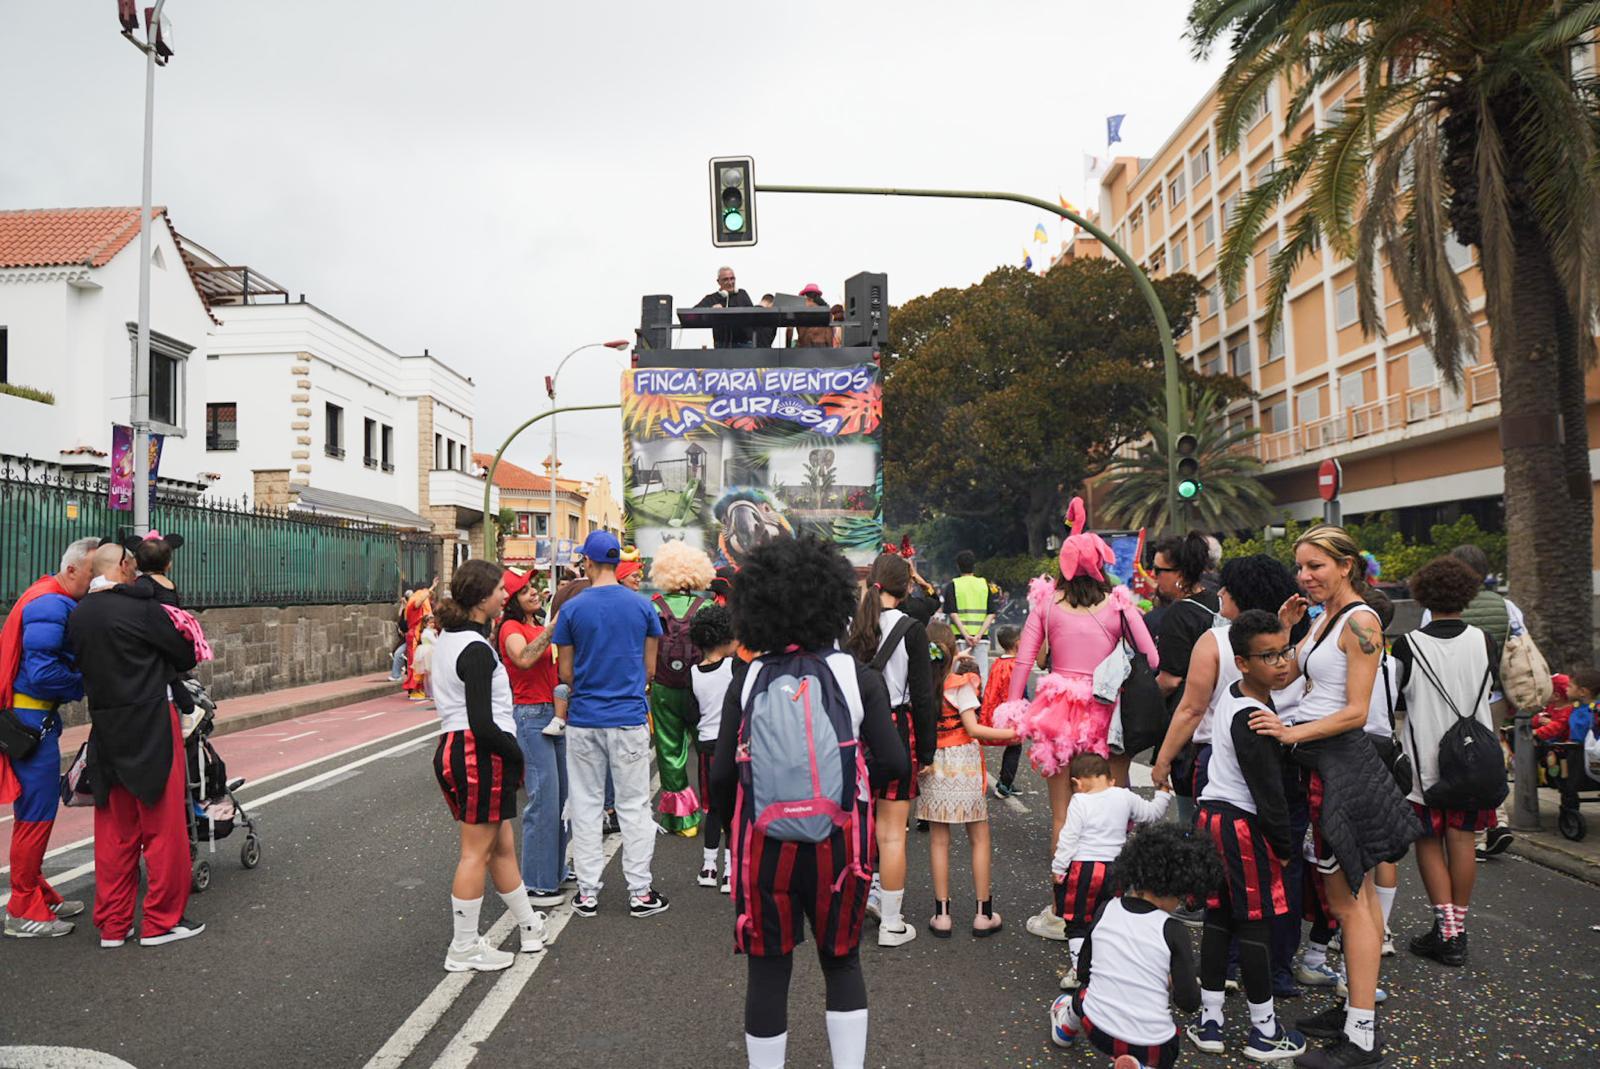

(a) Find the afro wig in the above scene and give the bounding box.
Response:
[731,535,856,654]
[1111,821,1221,901]
[649,539,717,594]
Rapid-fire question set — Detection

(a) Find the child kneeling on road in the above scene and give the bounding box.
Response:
[1190,609,1307,1063]
[1050,822,1218,1069]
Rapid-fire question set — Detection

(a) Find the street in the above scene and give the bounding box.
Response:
[2,692,1598,1068]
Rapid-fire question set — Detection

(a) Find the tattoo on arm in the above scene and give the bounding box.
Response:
[1348,619,1379,656]
[529,628,554,658]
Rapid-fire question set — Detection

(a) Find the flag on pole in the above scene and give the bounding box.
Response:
[1106,113,1126,145]
[1058,194,1079,216]
[1083,153,1106,179]
[1033,223,1049,243]
[1021,247,1033,271]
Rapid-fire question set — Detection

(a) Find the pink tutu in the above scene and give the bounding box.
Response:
[993,672,1112,778]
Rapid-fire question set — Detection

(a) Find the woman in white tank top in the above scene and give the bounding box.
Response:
[1246,527,1395,1064]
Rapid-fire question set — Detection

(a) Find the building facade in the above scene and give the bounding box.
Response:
[0,207,218,491]
[1093,68,1600,574]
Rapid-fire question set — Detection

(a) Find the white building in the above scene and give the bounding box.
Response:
[0,207,217,490]
[179,233,492,571]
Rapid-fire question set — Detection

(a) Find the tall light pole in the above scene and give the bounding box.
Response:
[543,340,629,569]
[120,0,172,535]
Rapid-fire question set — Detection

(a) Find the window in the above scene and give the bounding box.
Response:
[535,513,549,537]
[1324,95,1347,128]
[0,326,7,383]
[1265,399,1290,431]
[381,425,394,472]
[1445,236,1473,271]
[447,439,456,470]
[516,513,532,536]
[364,418,378,468]
[568,515,579,540]
[1191,146,1212,182]
[126,325,192,432]
[1266,323,1286,362]
[1201,347,1223,376]
[1130,209,1142,232]
[434,433,443,469]
[1201,214,1217,248]
[205,402,238,451]
[1148,249,1165,276]
[1170,238,1187,271]
[1244,89,1271,129]
[1205,283,1222,318]
[1168,172,1187,205]
[1147,190,1162,213]
[1298,388,1323,424]
[1408,347,1438,389]
[1222,192,1241,228]
[1252,160,1276,189]
[325,403,345,458]
[1228,334,1253,376]
[1334,283,1358,328]
[1340,370,1367,409]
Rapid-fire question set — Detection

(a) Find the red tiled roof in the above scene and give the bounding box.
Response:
[474,453,585,496]
[0,207,168,269]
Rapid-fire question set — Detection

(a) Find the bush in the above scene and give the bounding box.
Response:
[973,553,1058,595]
[1219,513,1505,582]
[0,383,55,405]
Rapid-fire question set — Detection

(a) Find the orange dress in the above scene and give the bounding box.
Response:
[916,672,987,824]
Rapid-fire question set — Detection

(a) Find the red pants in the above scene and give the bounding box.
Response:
[92,710,190,938]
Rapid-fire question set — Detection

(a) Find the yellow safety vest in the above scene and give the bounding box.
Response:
[952,574,990,635]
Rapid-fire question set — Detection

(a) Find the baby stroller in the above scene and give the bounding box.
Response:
[1532,728,1600,841]
[182,679,262,891]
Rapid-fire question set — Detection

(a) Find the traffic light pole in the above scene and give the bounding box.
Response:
[756,183,1182,525]
[481,402,622,562]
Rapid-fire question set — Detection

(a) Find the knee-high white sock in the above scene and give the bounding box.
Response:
[1375,884,1396,928]
[1247,998,1277,1036]
[745,1031,787,1069]
[1200,988,1225,1027]
[1344,1005,1376,1052]
[1068,937,1084,971]
[703,846,719,869]
[879,888,905,929]
[825,1009,868,1069]
[498,887,544,951]
[450,895,481,951]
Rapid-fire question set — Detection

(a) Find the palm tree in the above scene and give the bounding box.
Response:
[1188,0,1600,665]
[1098,385,1279,533]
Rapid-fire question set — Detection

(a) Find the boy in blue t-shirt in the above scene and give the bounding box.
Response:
[553,531,667,918]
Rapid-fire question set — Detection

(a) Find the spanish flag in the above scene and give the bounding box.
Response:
[1059,194,1079,216]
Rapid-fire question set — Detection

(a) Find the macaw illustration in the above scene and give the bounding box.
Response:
[713,488,794,566]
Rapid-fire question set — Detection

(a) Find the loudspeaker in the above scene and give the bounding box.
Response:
[639,294,673,351]
[842,272,887,349]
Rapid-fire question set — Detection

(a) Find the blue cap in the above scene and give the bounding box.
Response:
[579,530,622,563]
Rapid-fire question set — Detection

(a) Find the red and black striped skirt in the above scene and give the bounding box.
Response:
[433,730,519,825]
[1198,803,1289,922]
[1054,860,1114,926]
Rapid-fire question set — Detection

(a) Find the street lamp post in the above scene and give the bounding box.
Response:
[482,404,624,562]
[121,0,171,537]
[543,340,629,569]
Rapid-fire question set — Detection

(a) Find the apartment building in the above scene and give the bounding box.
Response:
[1093,69,1600,566]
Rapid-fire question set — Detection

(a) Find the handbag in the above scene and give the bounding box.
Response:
[1113,611,1167,757]
[59,741,94,808]
[0,707,43,761]
[1376,653,1414,795]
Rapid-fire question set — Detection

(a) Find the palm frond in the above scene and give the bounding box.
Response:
[1472,84,1519,356]
[1309,105,1374,261]
[1520,1,1600,53]
[1218,134,1319,300]
[1215,42,1291,153]
[1260,210,1323,340]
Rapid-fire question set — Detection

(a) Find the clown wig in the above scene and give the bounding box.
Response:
[649,539,717,594]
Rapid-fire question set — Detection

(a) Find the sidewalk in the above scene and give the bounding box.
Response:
[1507,787,1600,884]
[55,672,400,771]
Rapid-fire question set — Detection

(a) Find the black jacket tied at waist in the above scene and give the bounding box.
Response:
[67,583,199,807]
[1293,729,1426,891]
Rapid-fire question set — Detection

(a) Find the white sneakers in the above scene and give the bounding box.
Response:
[697,867,719,888]
[1059,966,1080,991]
[445,937,515,973]
[877,921,917,948]
[519,914,548,954]
[541,717,567,737]
[1025,906,1068,942]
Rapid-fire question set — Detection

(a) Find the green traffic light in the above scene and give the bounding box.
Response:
[723,209,745,232]
[1178,479,1202,499]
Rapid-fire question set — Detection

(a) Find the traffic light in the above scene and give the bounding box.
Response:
[709,156,757,247]
[1175,432,1201,500]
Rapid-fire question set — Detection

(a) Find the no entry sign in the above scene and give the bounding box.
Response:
[1318,458,1342,502]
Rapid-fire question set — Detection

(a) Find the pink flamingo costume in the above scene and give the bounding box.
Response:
[993,500,1157,776]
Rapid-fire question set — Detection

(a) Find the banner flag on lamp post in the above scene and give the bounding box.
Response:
[1106,113,1126,145]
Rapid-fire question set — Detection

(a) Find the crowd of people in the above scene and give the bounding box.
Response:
[694,267,846,349]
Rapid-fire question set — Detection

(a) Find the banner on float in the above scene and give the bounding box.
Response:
[108,423,164,513]
[621,364,883,569]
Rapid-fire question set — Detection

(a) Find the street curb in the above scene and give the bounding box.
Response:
[55,679,399,773]
[1506,836,1600,886]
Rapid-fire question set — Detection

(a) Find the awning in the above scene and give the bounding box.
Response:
[291,485,432,529]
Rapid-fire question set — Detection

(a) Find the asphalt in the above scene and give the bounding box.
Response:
[3,720,1599,1069]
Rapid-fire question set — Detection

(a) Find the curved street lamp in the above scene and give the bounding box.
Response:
[542,340,629,568]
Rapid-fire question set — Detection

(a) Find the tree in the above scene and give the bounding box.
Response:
[884,259,1229,555]
[1189,0,1600,666]
[1097,383,1278,534]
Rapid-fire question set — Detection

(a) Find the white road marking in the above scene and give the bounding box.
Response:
[364,778,653,1069]
[0,721,438,880]
[0,1047,141,1068]
[277,730,318,743]
[358,711,389,721]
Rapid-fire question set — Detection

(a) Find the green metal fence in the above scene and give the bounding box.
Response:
[0,463,441,609]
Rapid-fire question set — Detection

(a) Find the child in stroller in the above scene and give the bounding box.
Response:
[181,678,262,891]
[1532,668,1600,842]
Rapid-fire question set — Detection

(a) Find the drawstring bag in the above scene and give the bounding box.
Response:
[1408,645,1505,810]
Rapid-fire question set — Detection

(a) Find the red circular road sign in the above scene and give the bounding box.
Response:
[1318,458,1342,502]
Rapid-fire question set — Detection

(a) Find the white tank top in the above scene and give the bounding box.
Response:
[1195,624,1237,745]
[1293,603,1380,724]
[1398,629,1493,805]
[432,628,516,737]
[874,608,912,706]
[1200,683,1263,814]
[1081,897,1180,1046]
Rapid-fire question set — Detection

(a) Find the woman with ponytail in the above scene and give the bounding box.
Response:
[993,498,1158,942]
[846,552,935,948]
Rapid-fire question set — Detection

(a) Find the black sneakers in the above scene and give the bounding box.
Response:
[1296,1003,1349,1041]
[138,916,205,946]
[602,810,621,836]
[1409,925,1467,966]
[628,889,670,918]
[1482,826,1513,856]
[1295,1037,1384,1067]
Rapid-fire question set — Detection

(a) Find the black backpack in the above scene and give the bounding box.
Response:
[1407,642,1507,811]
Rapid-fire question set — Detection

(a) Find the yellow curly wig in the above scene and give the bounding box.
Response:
[649,539,716,593]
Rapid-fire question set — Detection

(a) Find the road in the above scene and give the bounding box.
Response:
[2,692,1598,1068]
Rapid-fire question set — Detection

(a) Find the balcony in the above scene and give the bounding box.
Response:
[428,467,498,525]
[1250,363,1500,468]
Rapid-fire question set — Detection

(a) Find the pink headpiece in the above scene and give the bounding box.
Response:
[1058,497,1113,582]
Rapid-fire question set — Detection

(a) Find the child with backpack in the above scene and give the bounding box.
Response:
[688,603,738,892]
[708,536,908,1069]
[1050,822,1217,1069]
[920,622,1017,936]
[648,540,718,836]
[1054,752,1172,989]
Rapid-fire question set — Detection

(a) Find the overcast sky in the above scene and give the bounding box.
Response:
[3,1,1227,485]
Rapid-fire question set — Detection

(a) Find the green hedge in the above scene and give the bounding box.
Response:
[1220,514,1506,583]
